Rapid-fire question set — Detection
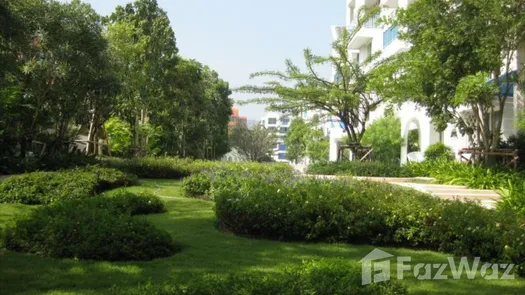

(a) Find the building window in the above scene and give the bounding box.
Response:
[280,127,288,134]
[278,153,286,160]
[278,144,286,151]
[268,118,277,125]
[280,118,290,125]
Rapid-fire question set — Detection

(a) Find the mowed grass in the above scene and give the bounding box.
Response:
[0,179,524,295]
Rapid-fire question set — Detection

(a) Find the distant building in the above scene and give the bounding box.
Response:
[228,107,247,128]
[260,112,291,162]
[223,106,249,162]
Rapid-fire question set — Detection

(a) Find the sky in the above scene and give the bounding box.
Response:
[75,0,344,121]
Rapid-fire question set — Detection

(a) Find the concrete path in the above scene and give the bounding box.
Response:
[310,175,500,209]
[394,183,500,209]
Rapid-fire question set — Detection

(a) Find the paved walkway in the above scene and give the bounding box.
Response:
[310,175,500,209]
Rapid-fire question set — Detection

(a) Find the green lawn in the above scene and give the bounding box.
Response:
[1,179,524,295]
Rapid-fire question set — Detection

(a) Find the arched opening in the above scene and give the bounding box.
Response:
[401,118,422,163]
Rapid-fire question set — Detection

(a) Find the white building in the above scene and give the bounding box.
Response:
[260,112,291,162]
[327,0,524,164]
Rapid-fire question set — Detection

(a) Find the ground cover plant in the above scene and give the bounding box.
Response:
[0,166,138,205]
[307,160,414,177]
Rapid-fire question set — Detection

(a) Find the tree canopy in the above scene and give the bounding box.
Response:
[0,0,233,168]
[376,0,525,152]
[237,6,385,150]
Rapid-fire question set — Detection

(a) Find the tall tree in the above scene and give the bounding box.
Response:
[107,0,179,156]
[285,117,329,164]
[2,0,113,157]
[229,123,277,162]
[237,7,385,152]
[375,0,525,153]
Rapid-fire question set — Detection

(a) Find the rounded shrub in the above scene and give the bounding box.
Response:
[424,143,454,161]
[93,190,166,215]
[0,171,98,205]
[0,168,138,205]
[182,173,212,199]
[85,166,139,192]
[2,200,176,261]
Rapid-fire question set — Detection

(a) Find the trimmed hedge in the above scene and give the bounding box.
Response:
[307,161,413,177]
[182,173,212,199]
[101,157,294,179]
[0,167,138,205]
[0,171,98,205]
[1,197,176,261]
[91,190,166,215]
[213,173,525,276]
[110,260,406,295]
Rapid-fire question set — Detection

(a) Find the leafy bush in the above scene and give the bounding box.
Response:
[94,190,166,215]
[182,173,212,199]
[0,167,137,205]
[307,161,413,177]
[0,171,98,205]
[407,160,524,189]
[110,260,407,295]
[424,143,454,161]
[1,199,176,261]
[213,173,525,275]
[101,157,294,179]
[0,150,97,174]
[361,115,403,162]
[85,166,138,191]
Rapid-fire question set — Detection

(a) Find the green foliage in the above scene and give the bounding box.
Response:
[182,173,212,199]
[229,123,277,162]
[377,0,525,150]
[110,260,406,295]
[285,118,329,164]
[1,198,176,261]
[307,161,413,177]
[407,129,420,153]
[105,116,132,155]
[212,172,525,275]
[0,150,98,174]
[237,6,387,147]
[406,160,523,189]
[1,0,232,163]
[361,115,403,162]
[0,171,97,205]
[284,118,310,162]
[0,167,137,205]
[424,143,454,161]
[101,157,295,180]
[95,190,166,216]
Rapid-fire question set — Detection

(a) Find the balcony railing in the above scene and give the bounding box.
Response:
[383,25,399,48]
[364,13,382,28]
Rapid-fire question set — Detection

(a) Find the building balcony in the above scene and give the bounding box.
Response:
[380,0,398,8]
[348,14,382,49]
[383,25,398,48]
